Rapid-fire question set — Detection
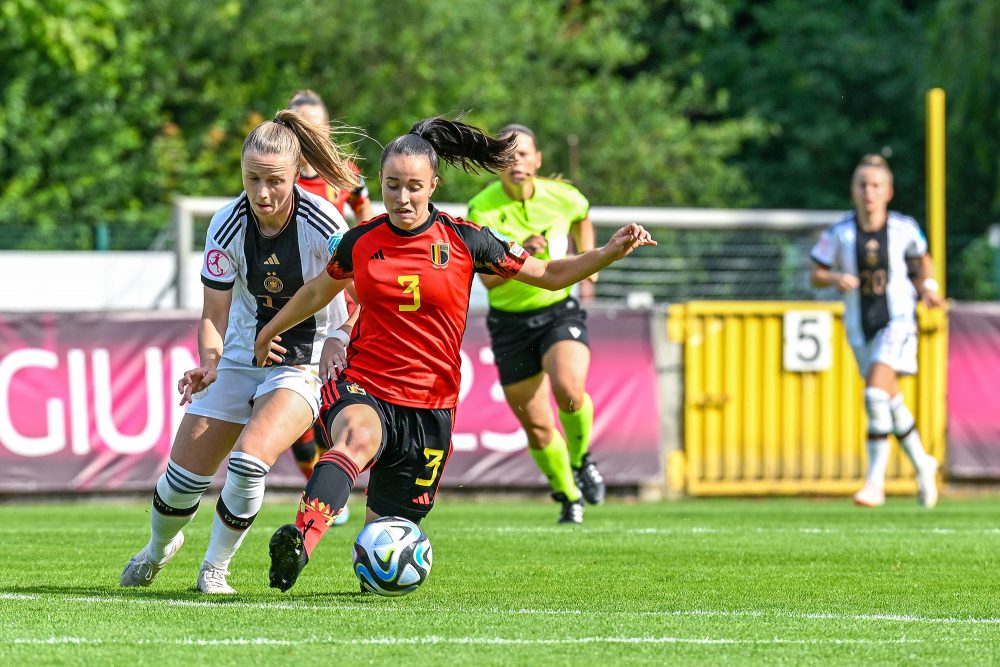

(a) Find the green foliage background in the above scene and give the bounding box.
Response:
[1,0,997,295]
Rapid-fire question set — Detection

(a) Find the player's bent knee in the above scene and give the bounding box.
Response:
[553,390,585,413]
[526,427,556,449]
[327,422,381,467]
[864,387,893,436]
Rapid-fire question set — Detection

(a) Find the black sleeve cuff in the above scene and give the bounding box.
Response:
[201,276,235,291]
[810,254,832,269]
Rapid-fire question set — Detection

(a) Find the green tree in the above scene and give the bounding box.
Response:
[0,0,768,250]
[926,0,1000,295]
[694,0,931,215]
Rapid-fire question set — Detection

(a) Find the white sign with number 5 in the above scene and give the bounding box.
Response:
[783,311,833,372]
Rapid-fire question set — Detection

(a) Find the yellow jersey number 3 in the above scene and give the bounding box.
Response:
[415,448,445,487]
[398,275,421,312]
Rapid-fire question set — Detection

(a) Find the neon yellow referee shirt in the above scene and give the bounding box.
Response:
[467,178,589,312]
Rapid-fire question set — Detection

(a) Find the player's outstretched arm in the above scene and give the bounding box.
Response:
[513,223,656,291]
[254,272,351,366]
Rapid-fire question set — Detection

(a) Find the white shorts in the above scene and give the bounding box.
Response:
[851,321,918,378]
[185,358,322,425]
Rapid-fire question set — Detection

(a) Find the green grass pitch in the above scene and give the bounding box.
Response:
[1,494,999,665]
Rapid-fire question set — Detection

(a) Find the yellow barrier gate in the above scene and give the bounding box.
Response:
[667,301,947,496]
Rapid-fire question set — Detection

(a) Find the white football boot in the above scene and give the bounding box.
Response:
[853,486,885,508]
[197,561,237,594]
[917,455,940,509]
[120,532,185,587]
[332,504,350,526]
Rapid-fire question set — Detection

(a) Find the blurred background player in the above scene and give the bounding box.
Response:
[254,116,657,592]
[120,108,357,594]
[284,90,370,525]
[466,124,603,524]
[288,90,374,226]
[810,154,945,508]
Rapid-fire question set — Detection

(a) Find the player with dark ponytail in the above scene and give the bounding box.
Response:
[256,117,657,592]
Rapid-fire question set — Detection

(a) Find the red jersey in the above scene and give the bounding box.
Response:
[326,205,528,408]
[297,161,371,220]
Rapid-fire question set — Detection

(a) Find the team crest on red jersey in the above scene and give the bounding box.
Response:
[430,240,450,269]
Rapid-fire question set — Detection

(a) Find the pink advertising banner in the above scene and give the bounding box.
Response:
[947,302,1000,479]
[0,308,662,494]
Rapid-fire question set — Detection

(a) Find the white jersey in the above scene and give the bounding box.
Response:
[200,186,349,366]
[810,211,928,347]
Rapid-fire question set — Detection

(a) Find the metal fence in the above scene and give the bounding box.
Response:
[171,198,842,308]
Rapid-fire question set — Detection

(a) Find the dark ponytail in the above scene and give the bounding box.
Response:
[380,116,516,176]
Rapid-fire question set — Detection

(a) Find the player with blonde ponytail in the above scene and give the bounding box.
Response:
[120,110,358,594]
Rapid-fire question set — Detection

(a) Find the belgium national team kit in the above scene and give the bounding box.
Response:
[317,205,528,520]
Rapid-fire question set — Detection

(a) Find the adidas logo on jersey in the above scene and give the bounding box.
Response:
[369,249,386,260]
[264,253,280,265]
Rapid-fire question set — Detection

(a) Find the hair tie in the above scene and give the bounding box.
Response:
[274,117,290,128]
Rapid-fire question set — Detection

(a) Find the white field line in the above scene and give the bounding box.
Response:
[2,593,1000,626]
[0,525,998,537]
[6,635,930,646]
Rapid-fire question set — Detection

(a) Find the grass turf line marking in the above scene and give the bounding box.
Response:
[0,526,998,538]
[7,636,929,646]
[4,593,1000,626]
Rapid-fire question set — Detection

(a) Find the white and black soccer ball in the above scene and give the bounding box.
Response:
[352,516,432,596]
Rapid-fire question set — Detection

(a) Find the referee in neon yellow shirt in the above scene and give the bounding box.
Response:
[467,124,604,524]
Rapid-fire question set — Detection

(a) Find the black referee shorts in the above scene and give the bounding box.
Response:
[318,379,454,523]
[486,296,590,386]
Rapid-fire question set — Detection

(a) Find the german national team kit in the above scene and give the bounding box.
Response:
[192,185,349,423]
[810,210,928,376]
[319,204,528,519]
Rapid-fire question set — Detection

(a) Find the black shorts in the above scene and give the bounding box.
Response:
[319,379,454,523]
[486,296,590,385]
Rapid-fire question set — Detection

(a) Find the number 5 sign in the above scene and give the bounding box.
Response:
[783,311,833,372]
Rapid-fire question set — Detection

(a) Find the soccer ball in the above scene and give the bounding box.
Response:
[352,516,432,596]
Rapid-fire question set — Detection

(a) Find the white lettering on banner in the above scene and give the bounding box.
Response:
[0,349,65,457]
[490,381,506,403]
[454,349,480,450]
[68,349,90,455]
[481,429,528,453]
[0,339,528,459]
[457,349,474,403]
[451,434,478,451]
[456,345,526,453]
[92,348,165,455]
[470,345,525,452]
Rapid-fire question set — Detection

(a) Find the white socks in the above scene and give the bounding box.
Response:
[890,393,931,469]
[149,460,213,561]
[863,388,893,490]
[864,389,933,491]
[203,451,270,570]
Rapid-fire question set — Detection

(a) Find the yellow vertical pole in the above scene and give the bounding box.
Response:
[926,88,946,296]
